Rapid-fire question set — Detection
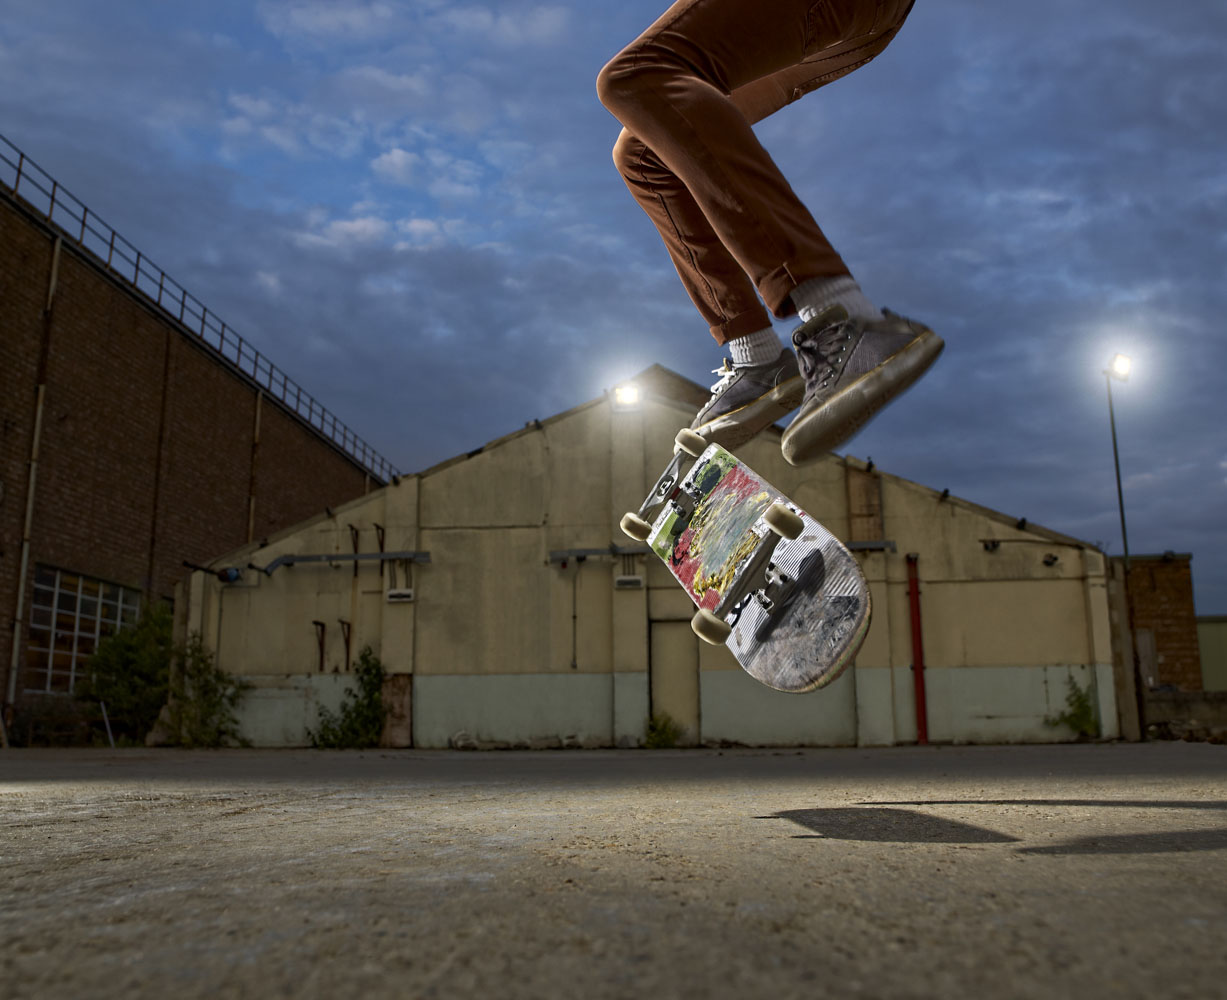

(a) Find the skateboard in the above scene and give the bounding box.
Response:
[620,429,871,693]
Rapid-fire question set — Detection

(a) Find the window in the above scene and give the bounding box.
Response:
[26,566,141,694]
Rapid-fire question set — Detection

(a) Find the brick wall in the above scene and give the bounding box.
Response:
[0,193,52,708]
[1122,554,1203,691]
[1,190,378,704]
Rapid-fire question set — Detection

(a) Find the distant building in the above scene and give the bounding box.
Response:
[1119,554,1203,691]
[179,366,1129,748]
[1,137,396,738]
[1197,616,1227,692]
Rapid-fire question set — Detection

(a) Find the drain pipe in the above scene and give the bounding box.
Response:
[905,553,929,745]
[6,238,60,725]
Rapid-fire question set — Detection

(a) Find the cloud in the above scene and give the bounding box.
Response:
[294,215,393,251]
[254,271,282,296]
[432,5,570,46]
[219,92,369,159]
[257,1,400,44]
[334,66,433,108]
[395,218,443,247]
[371,148,421,185]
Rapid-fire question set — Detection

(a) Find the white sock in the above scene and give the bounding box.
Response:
[727,326,784,367]
[791,276,881,324]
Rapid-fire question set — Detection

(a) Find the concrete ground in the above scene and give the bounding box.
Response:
[2,744,1225,1000]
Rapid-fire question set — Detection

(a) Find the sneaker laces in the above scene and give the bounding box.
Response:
[793,316,857,388]
[707,358,737,395]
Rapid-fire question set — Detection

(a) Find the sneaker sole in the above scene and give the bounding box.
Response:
[693,374,806,451]
[780,330,945,466]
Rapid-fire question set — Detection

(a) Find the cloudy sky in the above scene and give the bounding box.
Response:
[1,0,1224,611]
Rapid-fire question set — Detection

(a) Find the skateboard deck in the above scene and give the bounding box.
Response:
[627,436,870,693]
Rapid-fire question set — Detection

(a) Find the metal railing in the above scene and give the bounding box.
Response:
[0,132,400,483]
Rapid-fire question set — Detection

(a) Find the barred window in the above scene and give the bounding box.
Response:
[26,566,141,694]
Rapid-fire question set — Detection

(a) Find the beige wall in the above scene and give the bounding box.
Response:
[1199,618,1227,691]
[185,387,1119,748]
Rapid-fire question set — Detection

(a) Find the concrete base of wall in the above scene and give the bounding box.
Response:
[412,673,638,749]
[923,664,1117,744]
[700,668,856,747]
[230,662,1119,748]
[235,675,353,748]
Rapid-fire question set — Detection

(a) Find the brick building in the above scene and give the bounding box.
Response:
[1122,553,1203,691]
[1,137,396,729]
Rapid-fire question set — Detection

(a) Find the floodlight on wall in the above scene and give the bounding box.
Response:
[612,383,641,410]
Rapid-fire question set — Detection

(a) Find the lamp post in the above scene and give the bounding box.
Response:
[1104,353,1132,568]
[1104,352,1144,737]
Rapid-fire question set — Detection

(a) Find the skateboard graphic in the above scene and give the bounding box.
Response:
[621,429,870,693]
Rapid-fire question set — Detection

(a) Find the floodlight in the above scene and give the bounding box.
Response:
[1108,353,1131,381]
[613,383,641,408]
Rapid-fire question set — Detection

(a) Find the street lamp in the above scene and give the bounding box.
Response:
[1103,354,1132,567]
[1104,352,1147,735]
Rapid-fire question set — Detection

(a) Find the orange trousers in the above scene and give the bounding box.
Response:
[597,0,916,344]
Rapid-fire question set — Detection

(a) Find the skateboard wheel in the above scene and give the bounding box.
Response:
[674,428,708,458]
[620,512,653,542]
[764,503,804,540]
[691,608,732,645]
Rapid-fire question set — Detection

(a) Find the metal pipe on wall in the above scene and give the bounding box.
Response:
[906,553,929,745]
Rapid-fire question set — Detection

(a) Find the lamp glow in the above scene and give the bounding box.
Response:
[614,383,641,407]
[1109,353,1132,380]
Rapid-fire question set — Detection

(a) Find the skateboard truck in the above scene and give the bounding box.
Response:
[621,429,710,543]
[691,502,805,645]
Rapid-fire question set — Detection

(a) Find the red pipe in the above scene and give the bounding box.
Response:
[906,553,929,745]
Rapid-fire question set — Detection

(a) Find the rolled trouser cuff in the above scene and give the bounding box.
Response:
[710,305,775,346]
[760,260,851,319]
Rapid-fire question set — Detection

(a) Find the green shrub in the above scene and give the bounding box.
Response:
[76,603,174,745]
[168,633,251,748]
[75,603,248,748]
[310,647,386,749]
[644,712,683,749]
[1045,674,1099,740]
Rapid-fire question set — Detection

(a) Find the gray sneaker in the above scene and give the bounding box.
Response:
[689,349,805,451]
[780,305,944,466]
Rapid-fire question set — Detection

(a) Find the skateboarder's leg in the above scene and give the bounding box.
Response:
[611,128,771,348]
[597,0,911,318]
[612,127,803,450]
[599,0,942,459]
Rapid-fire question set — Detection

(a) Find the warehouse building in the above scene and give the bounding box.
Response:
[180,366,1127,748]
[0,136,396,739]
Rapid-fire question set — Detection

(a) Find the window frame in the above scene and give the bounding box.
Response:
[26,565,142,695]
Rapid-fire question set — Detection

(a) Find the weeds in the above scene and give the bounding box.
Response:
[644,712,683,749]
[309,647,386,749]
[1046,674,1099,740]
[168,633,251,748]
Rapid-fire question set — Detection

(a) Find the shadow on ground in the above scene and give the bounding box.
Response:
[765,802,1227,854]
[762,807,1021,843]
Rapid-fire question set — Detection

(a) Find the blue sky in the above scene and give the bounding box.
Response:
[1,0,1225,611]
